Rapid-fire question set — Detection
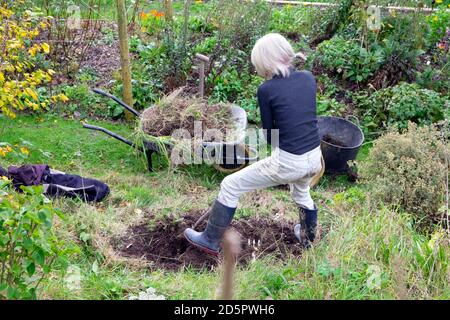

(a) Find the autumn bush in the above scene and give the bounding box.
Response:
[0,3,67,119]
[358,123,450,232]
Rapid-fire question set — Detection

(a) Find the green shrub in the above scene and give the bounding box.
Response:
[208,67,263,124]
[269,4,310,36]
[308,0,354,45]
[208,67,243,103]
[194,36,218,55]
[317,96,347,116]
[235,74,264,124]
[358,123,449,232]
[416,24,449,95]
[0,181,70,299]
[210,0,271,53]
[315,74,348,116]
[426,7,450,47]
[415,64,450,95]
[137,10,196,94]
[356,83,448,133]
[315,36,384,83]
[188,15,215,34]
[367,12,427,86]
[55,84,112,119]
[204,0,270,93]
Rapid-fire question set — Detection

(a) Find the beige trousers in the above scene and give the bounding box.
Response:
[217,146,322,209]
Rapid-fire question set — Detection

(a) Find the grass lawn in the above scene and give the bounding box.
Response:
[1,114,448,300]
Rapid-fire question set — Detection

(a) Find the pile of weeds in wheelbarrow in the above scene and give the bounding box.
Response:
[140,88,235,139]
[112,211,303,271]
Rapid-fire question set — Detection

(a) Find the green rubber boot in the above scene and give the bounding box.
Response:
[294,205,318,248]
[184,200,236,256]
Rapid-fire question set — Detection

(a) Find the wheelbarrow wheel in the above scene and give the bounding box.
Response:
[213,145,251,174]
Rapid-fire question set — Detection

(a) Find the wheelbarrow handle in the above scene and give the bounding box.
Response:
[83,123,159,172]
[82,123,161,153]
[91,88,141,118]
[83,123,134,147]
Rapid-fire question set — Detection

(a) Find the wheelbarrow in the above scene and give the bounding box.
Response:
[82,89,258,173]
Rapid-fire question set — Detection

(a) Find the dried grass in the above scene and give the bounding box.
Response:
[140,88,234,139]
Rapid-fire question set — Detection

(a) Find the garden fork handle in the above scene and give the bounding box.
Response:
[92,88,141,117]
[195,54,210,99]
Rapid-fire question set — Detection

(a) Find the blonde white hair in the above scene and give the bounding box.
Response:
[251,33,295,79]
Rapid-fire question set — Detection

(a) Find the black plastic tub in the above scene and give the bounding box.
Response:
[317,116,364,174]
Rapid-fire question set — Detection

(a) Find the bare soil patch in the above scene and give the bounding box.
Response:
[112,211,302,271]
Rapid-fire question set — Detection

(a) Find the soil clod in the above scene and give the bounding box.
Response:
[322,134,348,147]
[113,211,302,271]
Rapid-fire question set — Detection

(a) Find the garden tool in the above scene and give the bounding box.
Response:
[195,53,210,99]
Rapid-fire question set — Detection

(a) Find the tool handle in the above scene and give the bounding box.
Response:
[92,88,141,117]
[83,123,135,147]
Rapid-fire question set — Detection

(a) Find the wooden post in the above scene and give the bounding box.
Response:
[116,0,134,121]
[163,0,174,23]
[195,54,210,99]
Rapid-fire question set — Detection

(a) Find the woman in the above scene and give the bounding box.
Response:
[184,33,323,256]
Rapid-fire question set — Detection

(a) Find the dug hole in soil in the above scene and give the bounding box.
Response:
[112,211,303,271]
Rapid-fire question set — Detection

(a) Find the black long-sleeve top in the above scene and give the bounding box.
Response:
[257,69,321,155]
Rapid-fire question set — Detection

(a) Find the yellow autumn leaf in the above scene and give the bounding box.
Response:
[20,147,30,155]
[58,93,69,102]
[24,87,39,101]
[41,42,50,54]
[5,64,15,72]
[28,46,38,57]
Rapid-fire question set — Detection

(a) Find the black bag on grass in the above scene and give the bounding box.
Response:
[8,164,50,188]
[0,165,7,177]
[43,173,110,202]
[2,164,109,203]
